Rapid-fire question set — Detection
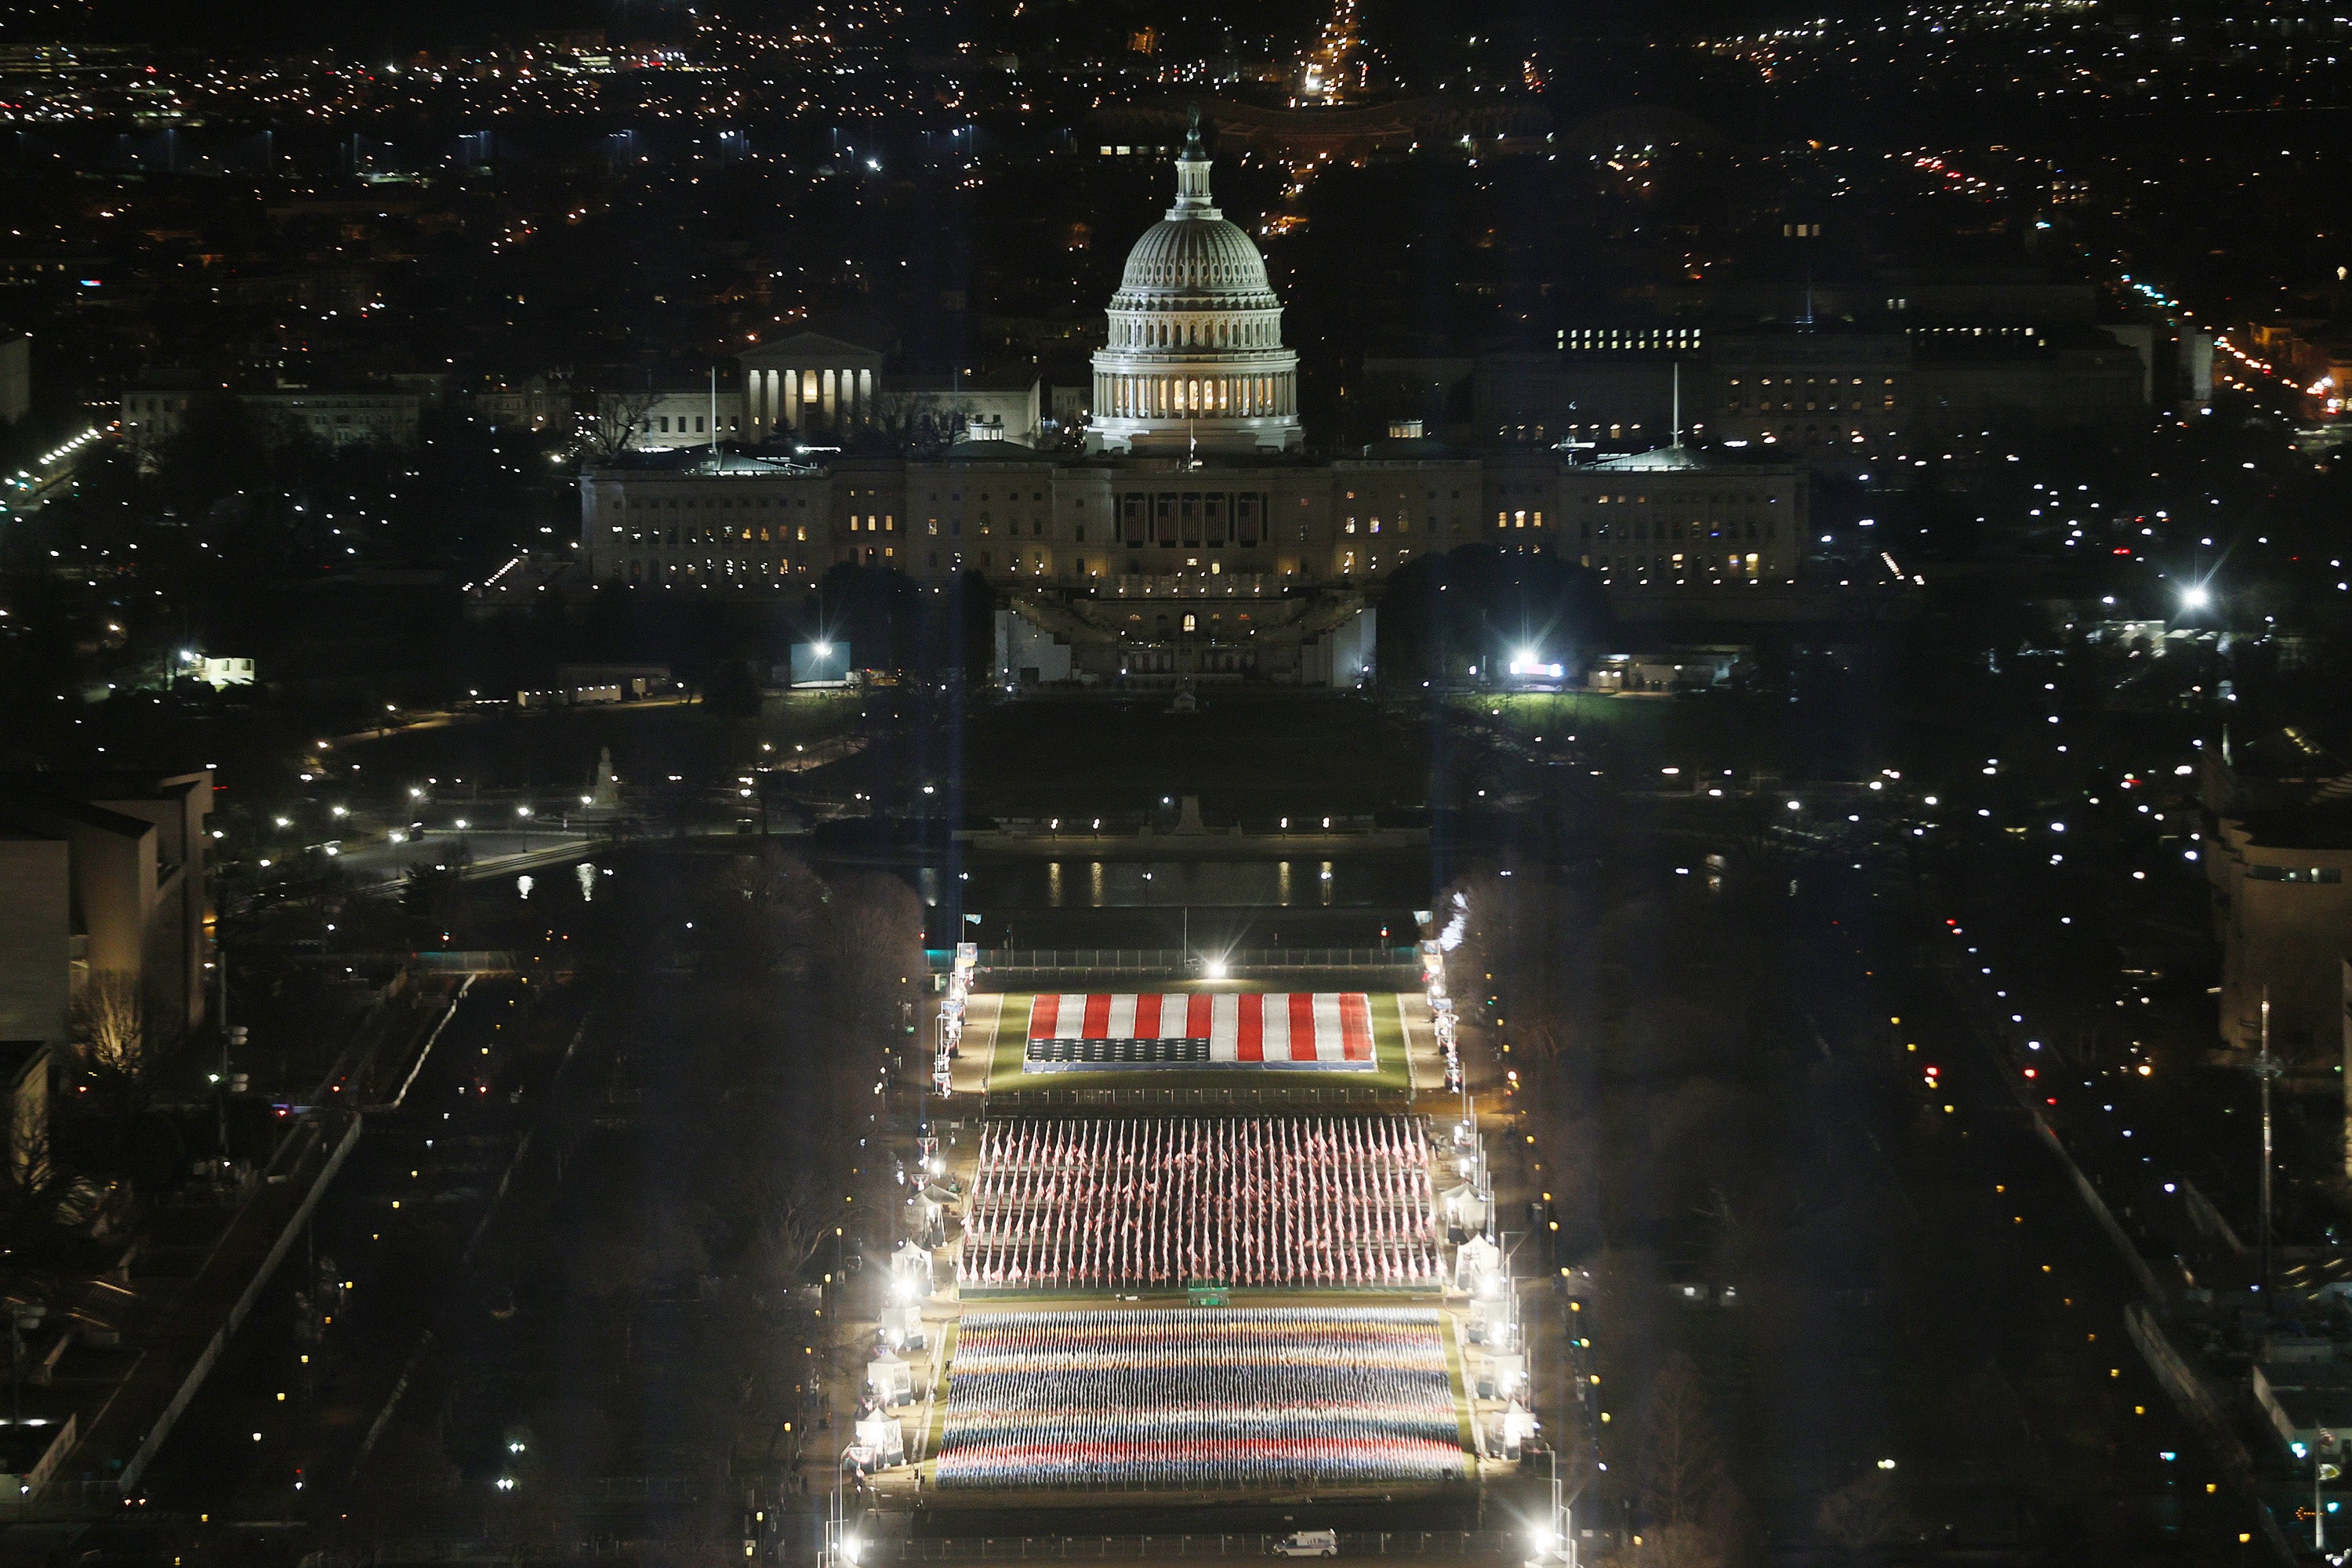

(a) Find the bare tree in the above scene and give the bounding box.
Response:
[818,873,925,1036]
[590,387,661,460]
[729,841,826,965]
[72,971,154,1107]
[9,1068,50,1196]
[749,1162,835,1298]
[1634,1525,1727,1568]
[868,390,980,449]
[1641,1352,1730,1530]
[1816,1471,1911,1559]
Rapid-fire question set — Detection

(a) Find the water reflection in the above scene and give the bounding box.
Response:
[996,859,1398,908]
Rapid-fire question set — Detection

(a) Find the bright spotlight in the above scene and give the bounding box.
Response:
[1206,959,1229,980]
[2180,584,2210,611]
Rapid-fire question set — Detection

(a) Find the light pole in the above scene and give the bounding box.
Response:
[8,1304,44,1429]
[2259,989,2277,1310]
[826,1444,862,1568]
[1543,1449,1577,1568]
[2318,1431,2341,1552]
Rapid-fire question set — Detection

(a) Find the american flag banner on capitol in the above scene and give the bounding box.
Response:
[1022,993,1375,1071]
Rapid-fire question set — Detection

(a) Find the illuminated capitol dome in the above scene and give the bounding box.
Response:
[1086,120,1304,456]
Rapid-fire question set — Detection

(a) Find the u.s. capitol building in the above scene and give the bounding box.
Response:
[576,129,1807,682]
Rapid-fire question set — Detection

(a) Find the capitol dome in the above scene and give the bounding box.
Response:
[1114,217,1274,299]
[1087,124,1302,455]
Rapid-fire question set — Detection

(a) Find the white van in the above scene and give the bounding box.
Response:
[1272,1531,1338,1557]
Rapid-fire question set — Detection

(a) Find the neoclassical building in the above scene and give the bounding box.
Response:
[1085,122,1302,456]
[572,140,1813,681]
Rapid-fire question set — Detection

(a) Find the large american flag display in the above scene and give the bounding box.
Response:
[936,1308,1465,1490]
[1021,993,1376,1072]
[960,1116,1442,1291]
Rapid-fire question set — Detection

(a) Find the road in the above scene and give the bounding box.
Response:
[1788,880,2279,1558]
[328,827,601,891]
[95,974,593,1552]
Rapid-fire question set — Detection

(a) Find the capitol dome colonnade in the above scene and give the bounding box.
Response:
[1086,122,1305,455]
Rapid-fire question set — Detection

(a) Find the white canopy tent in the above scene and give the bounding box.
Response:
[880,1302,928,1352]
[1454,1232,1501,1294]
[857,1411,906,1466]
[866,1352,915,1407]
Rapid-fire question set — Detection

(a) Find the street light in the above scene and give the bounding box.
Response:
[826,1446,866,1568]
[8,1304,45,1429]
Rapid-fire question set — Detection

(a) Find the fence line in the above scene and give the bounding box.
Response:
[877,1531,1509,1562]
[984,1083,1410,1115]
[978,949,1415,977]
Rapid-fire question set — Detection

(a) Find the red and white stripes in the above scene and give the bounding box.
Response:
[1023,993,1374,1069]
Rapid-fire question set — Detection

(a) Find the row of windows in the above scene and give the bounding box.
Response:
[642,414,744,434]
[625,526,812,547]
[1587,552,1765,577]
[1118,491,1271,548]
[620,548,1094,579]
[1726,376,1897,414]
[1558,328,1702,350]
[625,495,818,510]
[1580,492,1780,506]
[626,559,817,581]
[1585,519,1776,542]
[1730,394,1897,412]
[1108,316,1280,350]
[601,485,1785,543]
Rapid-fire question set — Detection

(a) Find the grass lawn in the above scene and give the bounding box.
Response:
[336,690,863,796]
[1465,689,1784,774]
[920,1317,957,1461]
[982,989,1414,1098]
[838,693,1432,819]
[1438,1312,1481,1468]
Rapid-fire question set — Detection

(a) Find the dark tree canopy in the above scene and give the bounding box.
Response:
[812,563,996,681]
[1375,545,1614,687]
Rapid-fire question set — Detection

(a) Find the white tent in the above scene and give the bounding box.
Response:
[1455,1232,1501,1293]
[866,1352,914,1406]
[1490,1400,1537,1461]
[1467,1294,1518,1348]
[1479,1349,1526,1401]
[1446,1185,1495,1241]
[891,1241,935,1301]
[881,1302,927,1352]
[856,1411,906,1467]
